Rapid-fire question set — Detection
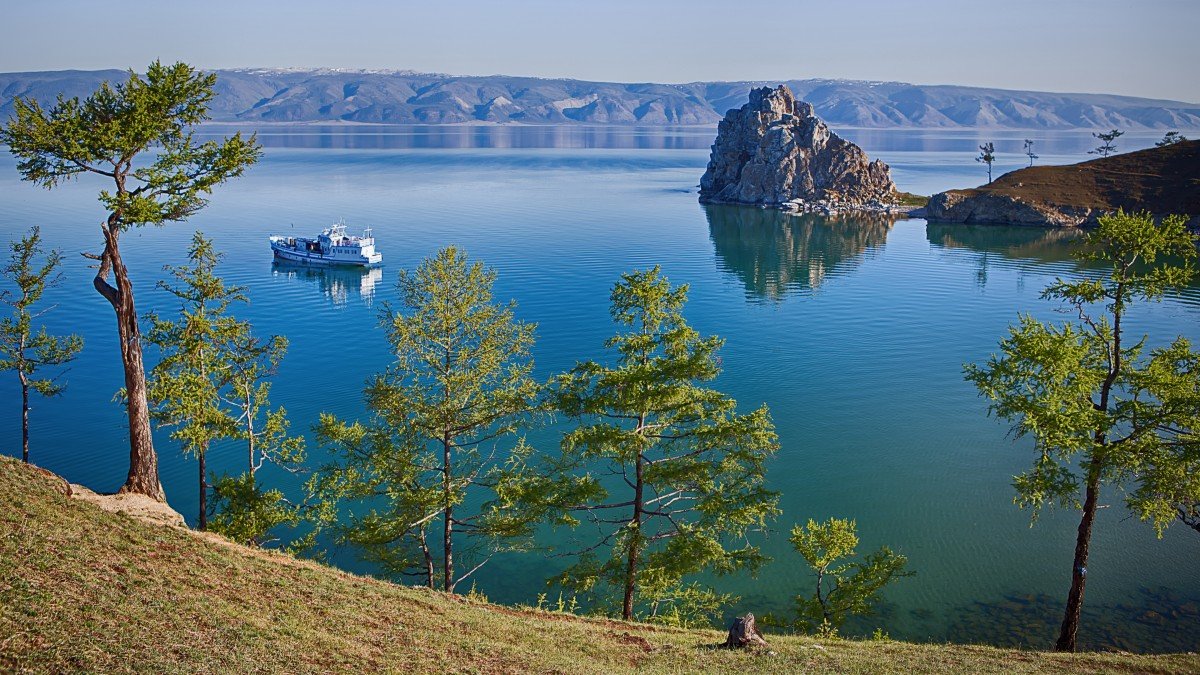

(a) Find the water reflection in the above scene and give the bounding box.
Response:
[199,123,717,150]
[926,223,1200,302]
[271,262,383,307]
[705,205,894,300]
[925,223,1081,263]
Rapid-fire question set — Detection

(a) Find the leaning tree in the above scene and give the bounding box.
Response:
[0,62,260,499]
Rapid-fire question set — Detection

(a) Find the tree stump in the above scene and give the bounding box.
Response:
[724,613,769,649]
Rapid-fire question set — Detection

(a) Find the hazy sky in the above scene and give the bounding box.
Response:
[4,0,1197,102]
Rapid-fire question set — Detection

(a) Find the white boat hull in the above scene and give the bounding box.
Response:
[270,238,382,267]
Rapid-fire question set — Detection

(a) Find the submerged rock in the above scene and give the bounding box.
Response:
[699,85,900,213]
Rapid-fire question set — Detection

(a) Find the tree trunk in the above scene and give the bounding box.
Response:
[419,529,435,590]
[724,613,768,649]
[247,389,256,474]
[20,375,29,464]
[1055,283,1123,652]
[815,568,829,623]
[198,444,208,531]
[1056,469,1100,652]
[443,432,454,593]
[97,223,163,501]
[622,449,645,621]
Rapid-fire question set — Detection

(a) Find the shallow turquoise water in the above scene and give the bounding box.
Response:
[1,126,1196,651]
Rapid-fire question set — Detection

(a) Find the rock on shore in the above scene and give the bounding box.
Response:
[699,85,902,214]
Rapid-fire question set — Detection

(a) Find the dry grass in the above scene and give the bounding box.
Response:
[1,457,1197,674]
[950,139,1200,215]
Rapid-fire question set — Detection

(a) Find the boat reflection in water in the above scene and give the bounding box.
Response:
[705,205,895,301]
[271,261,384,307]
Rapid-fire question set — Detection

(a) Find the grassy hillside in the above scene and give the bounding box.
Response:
[955,139,1200,214]
[1,457,1196,674]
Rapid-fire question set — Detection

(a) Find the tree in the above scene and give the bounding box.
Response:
[1024,139,1039,167]
[1155,131,1187,147]
[786,518,912,635]
[145,233,245,529]
[222,332,302,479]
[976,142,996,183]
[1088,129,1124,158]
[313,247,539,591]
[0,227,83,463]
[965,210,1200,652]
[1181,504,1200,534]
[147,233,302,539]
[0,61,261,500]
[501,267,779,621]
[210,327,306,547]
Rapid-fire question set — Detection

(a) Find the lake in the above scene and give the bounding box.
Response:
[2,125,1197,652]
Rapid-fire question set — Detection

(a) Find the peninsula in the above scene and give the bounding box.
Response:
[925,139,1200,227]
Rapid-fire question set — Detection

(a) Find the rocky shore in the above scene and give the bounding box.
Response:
[699,86,912,216]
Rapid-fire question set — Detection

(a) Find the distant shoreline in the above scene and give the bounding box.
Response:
[7,70,1198,131]
[194,121,1200,133]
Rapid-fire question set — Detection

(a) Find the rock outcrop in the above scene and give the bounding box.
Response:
[925,140,1200,228]
[924,191,1098,227]
[699,86,900,213]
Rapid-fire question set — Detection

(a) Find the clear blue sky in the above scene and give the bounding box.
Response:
[4,0,1197,102]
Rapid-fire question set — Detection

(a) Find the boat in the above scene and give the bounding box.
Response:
[269,221,383,267]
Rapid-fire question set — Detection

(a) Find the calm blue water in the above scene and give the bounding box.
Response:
[2,126,1197,651]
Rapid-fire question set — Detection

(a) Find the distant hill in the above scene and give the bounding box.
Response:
[925,139,1200,226]
[2,68,1199,129]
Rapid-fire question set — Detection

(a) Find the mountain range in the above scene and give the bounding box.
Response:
[2,68,1199,130]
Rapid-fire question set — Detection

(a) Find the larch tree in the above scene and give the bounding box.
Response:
[0,61,261,500]
[209,331,306,547]
[965,210,1200,652]
[785,517,912,635]
[313,246,539,591]
[499,267,779,622]
[1089,129,1124,158]
[976,142,996,183]
[1155,131,1186,147]
[0,227,83,464]
[146,233,245,530]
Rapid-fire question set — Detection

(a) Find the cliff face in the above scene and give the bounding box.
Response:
[925,140,1200,227]
[699,86,898,211]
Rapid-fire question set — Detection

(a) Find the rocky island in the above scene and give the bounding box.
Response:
[925,139,1200,228]
[699,85,908,215]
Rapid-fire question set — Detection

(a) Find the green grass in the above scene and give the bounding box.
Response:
[1,457,1196,674]
[896,191,930,207]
